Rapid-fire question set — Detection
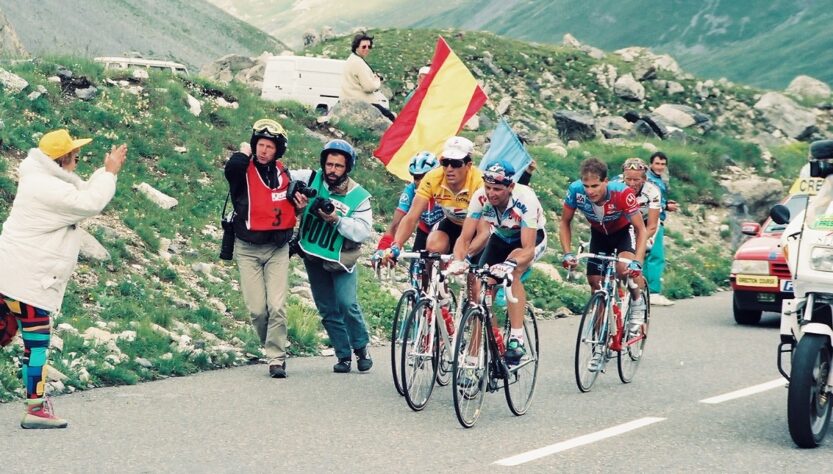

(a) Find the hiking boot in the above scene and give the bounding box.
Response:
[333,357,352,373]
[629,296,646,332]
[269,362,287,378]
[21,398,67,429]
[504,337,526,366]
[355,346,373,372]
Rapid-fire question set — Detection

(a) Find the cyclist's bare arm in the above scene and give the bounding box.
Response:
[466,218,493,260]
[510,226,537,270]
[393,195,429,248]
[384,209,407,238]
[628,212,648,263]
[646,208,660,241]
[560,206,576,254]
[452,215,480,261]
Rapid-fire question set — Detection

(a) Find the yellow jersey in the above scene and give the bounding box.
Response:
[416,166,483,225]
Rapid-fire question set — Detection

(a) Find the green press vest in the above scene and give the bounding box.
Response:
[299,172,370,271]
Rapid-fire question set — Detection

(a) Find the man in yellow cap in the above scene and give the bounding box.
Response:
[0,129,127,429]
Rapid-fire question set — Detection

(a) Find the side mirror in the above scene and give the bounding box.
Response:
[770,204,791,225]
[740,222,761,236]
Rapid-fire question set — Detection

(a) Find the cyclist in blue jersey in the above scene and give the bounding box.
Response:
[560,157,649,333]
[645,151,678,297]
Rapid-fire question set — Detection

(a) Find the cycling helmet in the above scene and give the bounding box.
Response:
[408,151,439,175]
[250,118,287,159]
[320,139,357,173]
[482,160,516,186]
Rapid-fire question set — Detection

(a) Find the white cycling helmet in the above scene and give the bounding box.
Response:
[408,151,439,175]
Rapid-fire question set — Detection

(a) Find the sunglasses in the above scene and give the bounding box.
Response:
[359,45,373,50]
[440,159,468,169]
[411,173,425,181]
[623,160,646,171]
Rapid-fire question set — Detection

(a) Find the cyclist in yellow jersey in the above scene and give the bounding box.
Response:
[388,136,483,259]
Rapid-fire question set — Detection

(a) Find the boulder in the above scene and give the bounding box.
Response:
[553,110,597,142]
[0,67,28,93]
[590,63,617,90]
[652,104,697,128]
[186,94,202,116]
[786,75,831,100]
[136,182,178,209]
[613,74,645,101]
[78,228,110,261]
[722,176,785,218]
[754,92,817,139]
[329,99,390,135]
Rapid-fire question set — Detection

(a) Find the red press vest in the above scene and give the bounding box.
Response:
[245,160,297,231]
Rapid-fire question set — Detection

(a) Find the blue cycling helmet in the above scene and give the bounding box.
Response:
[482,159,516,186]
[320,139,357,173]
[408,151,439,175]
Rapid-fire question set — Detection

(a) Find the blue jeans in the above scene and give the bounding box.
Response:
[303,257,370,359]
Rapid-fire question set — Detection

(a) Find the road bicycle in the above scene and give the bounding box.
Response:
[397,251,461,411]
[572,249,650,392]
[451,265,540,428]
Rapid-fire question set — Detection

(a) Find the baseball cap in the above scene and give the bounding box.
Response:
[418,66,431,75]
[39,129,92,160]
[441,136,474,160]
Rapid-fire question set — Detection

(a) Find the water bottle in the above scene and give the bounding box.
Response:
[492,327,506,355]
[441,307,454,336]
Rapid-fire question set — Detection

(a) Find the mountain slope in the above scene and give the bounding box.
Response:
[0,0,287,71]
[207,0,832,88]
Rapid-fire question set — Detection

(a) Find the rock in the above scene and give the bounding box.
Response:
[562,33,582,48]
[131,69,149,80]
[27,90,42,100]
[74,86,97,101]
[641,143,659,153]
[78,367,91,383]
[290,285,314,301]
[722,176,785,218]
[786,75,831,100]
[303,30,318,47]
[136,182,178,209]
[545,143,568,157]
[554,307,573,318]
[174,146,187,153]
[0,67,28,93]
[83,327,115,344]
[118,330,137,342]
[754,92,817,139]
[191,262,213,275]
[652,104,697,128]
[199,54,256,84]
[51,335,63,352]
[135,357,154,368]
[463,113,480,131]
[633,120,659,139]
[186,94,202,116]
[651,294,675,306]
[47,380,65,394]
[78,228,111,261]
[329,99,390,135]
[666,81,685,95]
[590,63,617,90]
[160,352,173,361]
[613,74,645,101]
[57,323,78,335]
[596,116,632,138]
[554,110,597,142]
[320,348,335,357]
[533,262,563,282]
[214,97,239,109]
[496,96,512,116]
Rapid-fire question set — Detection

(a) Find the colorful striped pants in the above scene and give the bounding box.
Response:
[0,294,51,401]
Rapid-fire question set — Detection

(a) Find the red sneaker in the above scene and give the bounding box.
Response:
[21,398,68,429]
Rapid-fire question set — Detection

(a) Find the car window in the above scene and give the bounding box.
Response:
[765,194,809,232]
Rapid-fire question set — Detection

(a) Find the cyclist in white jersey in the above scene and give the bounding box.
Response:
[617,157,661,249]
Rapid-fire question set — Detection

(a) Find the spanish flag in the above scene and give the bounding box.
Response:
[373,36,488,181]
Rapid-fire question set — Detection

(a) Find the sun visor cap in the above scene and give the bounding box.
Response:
[38,129,92,159]
[441,136,474,160]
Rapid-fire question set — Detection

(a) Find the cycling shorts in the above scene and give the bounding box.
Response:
[478,230,547,267]
[434,218,463,251]
[587,225,635,276]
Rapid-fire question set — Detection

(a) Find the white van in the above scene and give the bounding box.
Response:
[261,55,388,113]
[95,57,188,75]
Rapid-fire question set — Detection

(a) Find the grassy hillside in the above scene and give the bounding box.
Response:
[0,0,287,71]
[209,0,833,88]
[0,28,812,399]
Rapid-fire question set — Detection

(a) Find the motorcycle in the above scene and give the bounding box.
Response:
[773,139,833,448]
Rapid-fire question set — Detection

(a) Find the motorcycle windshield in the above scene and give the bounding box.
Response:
[806,176,833,230]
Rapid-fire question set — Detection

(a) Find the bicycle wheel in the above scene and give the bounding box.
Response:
[390,289,417,396]
[401,299,439,411]
[452,306,488,428]
[504,305,539,416]
[618,288,650,384]
[436,290,458,386]
[575,292,608,392]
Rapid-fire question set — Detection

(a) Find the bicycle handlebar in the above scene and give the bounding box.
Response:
[472,265,518,304]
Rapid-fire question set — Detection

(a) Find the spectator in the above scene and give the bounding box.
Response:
[0,129,127,429]
[224,119,299,379]
[645,151,678,303]
[292,140,374,373]
[341,32,396,122]
[403,65,430,105]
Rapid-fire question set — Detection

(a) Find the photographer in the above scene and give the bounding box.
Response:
[223,119,300,379]
[291,139,374,374]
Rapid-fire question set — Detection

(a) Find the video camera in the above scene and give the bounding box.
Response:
[809,139,833,178]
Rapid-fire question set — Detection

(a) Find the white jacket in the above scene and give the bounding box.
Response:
[0,148,117,311]
[340,53,386,104]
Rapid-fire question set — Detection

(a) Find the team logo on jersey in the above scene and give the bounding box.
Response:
[625,193,637,208]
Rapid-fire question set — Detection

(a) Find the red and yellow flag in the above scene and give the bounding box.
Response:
[374,36,488,181]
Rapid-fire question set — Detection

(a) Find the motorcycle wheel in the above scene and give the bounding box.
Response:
[787,333,833,448]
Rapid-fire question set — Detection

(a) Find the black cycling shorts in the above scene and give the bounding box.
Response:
[435,218,463,251]
[587,226,635,276]
[478,229,546,267]
[412,228,428,252]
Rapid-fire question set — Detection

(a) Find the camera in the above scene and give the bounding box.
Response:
[288,180,317,200]
[309,197,335,216]
[809,139,833,178]
[219,214,236,260]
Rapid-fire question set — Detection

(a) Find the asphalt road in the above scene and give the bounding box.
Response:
[2,291,832,473]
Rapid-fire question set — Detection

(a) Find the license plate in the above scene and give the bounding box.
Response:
[781,280,794,293]
[736,274,778,288]
[758,293,776,303]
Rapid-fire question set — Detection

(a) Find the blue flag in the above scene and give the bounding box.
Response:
[478,118,532,182]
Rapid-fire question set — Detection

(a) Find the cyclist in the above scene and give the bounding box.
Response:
[387,136,483,263]
[560,157,648,351]
[448,160,547,366]
[374,151,443,260]
[616,157,661,249]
